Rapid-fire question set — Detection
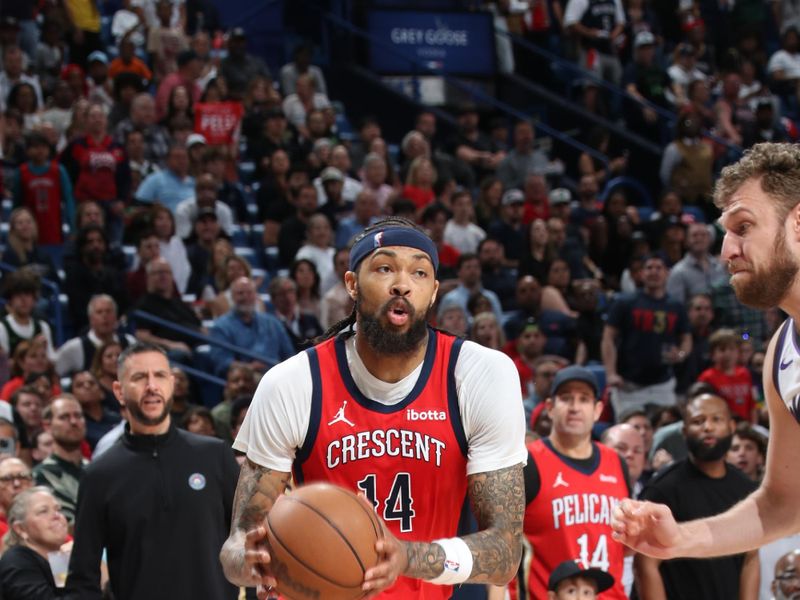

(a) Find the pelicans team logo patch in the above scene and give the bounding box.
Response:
[188,473,206,491]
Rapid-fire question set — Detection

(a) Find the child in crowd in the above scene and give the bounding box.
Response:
[12,132,75,245]
[547,559,614,600]
[698,328,756,422]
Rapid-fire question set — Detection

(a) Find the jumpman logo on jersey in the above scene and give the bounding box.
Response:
[328,400,355,427]
[553,471,569,488]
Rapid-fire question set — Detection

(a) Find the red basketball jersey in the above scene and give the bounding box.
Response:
[19,161,63,244]
[519,439,628,600]
[294,329,469,600]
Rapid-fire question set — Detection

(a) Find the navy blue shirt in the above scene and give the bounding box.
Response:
[605,291,690,385]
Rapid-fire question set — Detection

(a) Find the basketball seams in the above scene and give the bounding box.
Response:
[328,484,383,542]
[283,495,370,575]
[266,509,363,591]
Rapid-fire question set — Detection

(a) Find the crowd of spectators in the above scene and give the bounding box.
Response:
[0,0,795,597]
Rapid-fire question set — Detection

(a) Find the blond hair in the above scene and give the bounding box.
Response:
[714,143,800,221]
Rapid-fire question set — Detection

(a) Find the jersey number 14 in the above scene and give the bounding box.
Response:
[576,533,610,571]
[357,473,416,532]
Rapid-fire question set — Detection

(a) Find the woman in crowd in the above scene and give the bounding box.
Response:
[197,237,236,304]
[402,156,437,214]
[200,77,229,103]
[6,84,42,133]
[542,258,577,317]
[0,487,69,598]
[10,386,44,462]
[181,406,217,437]
[0,339,60,402]
[160,84,193,128]
[290,258,322,320]
[170,366,195,422]
[1,209,59,283]
[518,218,555,284]
[475,177,503,230]
[469,311,506,351]
[90,340,122,410]
[151,203,191,294]
[208,255,265,318]
[294,215,335,294]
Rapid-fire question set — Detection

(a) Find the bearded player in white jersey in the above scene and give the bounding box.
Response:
[612,143,800,562]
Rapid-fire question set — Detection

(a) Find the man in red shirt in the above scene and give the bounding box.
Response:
[513,366,629,599]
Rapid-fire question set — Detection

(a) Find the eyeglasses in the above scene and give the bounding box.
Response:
[0,473,32,484]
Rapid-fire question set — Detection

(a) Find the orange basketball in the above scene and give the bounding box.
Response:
[265,482,383,600]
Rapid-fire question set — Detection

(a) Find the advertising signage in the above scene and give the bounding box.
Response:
[367,10,495,76]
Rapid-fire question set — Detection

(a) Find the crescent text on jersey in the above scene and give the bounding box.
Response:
[326,429,447,469]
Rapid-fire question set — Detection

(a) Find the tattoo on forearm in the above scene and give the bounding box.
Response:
[221,459,291,583]
[230,459,291,534]
[463,464,525,583]
[405,541,446,580]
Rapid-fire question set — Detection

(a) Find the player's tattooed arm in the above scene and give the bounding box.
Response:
[463,463,525,584]
[402,464,525,585]
[405,542,446,579]
[219,458,291,586]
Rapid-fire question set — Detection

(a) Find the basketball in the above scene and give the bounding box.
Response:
[265,482,383,600]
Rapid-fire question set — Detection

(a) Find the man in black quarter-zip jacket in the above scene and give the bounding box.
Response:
[65,342,240,600]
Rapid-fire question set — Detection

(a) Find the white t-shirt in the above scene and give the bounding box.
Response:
[295,244,336,294]
[234,336,528,476]
[768,49,800,79]
[563,0,626,28]
[444,220,487,255]
[55,330,137,376]
[0,316,55,360]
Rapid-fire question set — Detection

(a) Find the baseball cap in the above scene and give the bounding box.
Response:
[502,189,525,206]
[548,560,614,593]
[320,166,344,183]
[550,365,599,398]
[549,188,571,206]
[88,51,109,65]
[186,133,207,148]
[634,31,656,49]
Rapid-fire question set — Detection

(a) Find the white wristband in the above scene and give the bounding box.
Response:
[429,537,473,585]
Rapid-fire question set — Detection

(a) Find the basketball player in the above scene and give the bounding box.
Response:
[220,217,527,598]
[611,143,800,563]
[515,366,629,599]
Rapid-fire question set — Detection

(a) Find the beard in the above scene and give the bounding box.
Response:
[125,393,173,427]
[687,433,733,462]
[357,297,430,356]
[731,229,799,309]
[774,587,800,600]
[234,304,256,320]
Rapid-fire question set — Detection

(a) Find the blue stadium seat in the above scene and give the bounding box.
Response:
[584,363,607,394]
[230,224,250,247]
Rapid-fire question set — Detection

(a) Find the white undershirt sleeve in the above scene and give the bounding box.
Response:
[233,352,313,472]
[455,341,528,475]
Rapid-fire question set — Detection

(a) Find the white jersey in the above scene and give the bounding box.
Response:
[773,318,800,421]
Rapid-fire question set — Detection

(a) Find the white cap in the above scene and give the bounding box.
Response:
[186,133,207,147]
